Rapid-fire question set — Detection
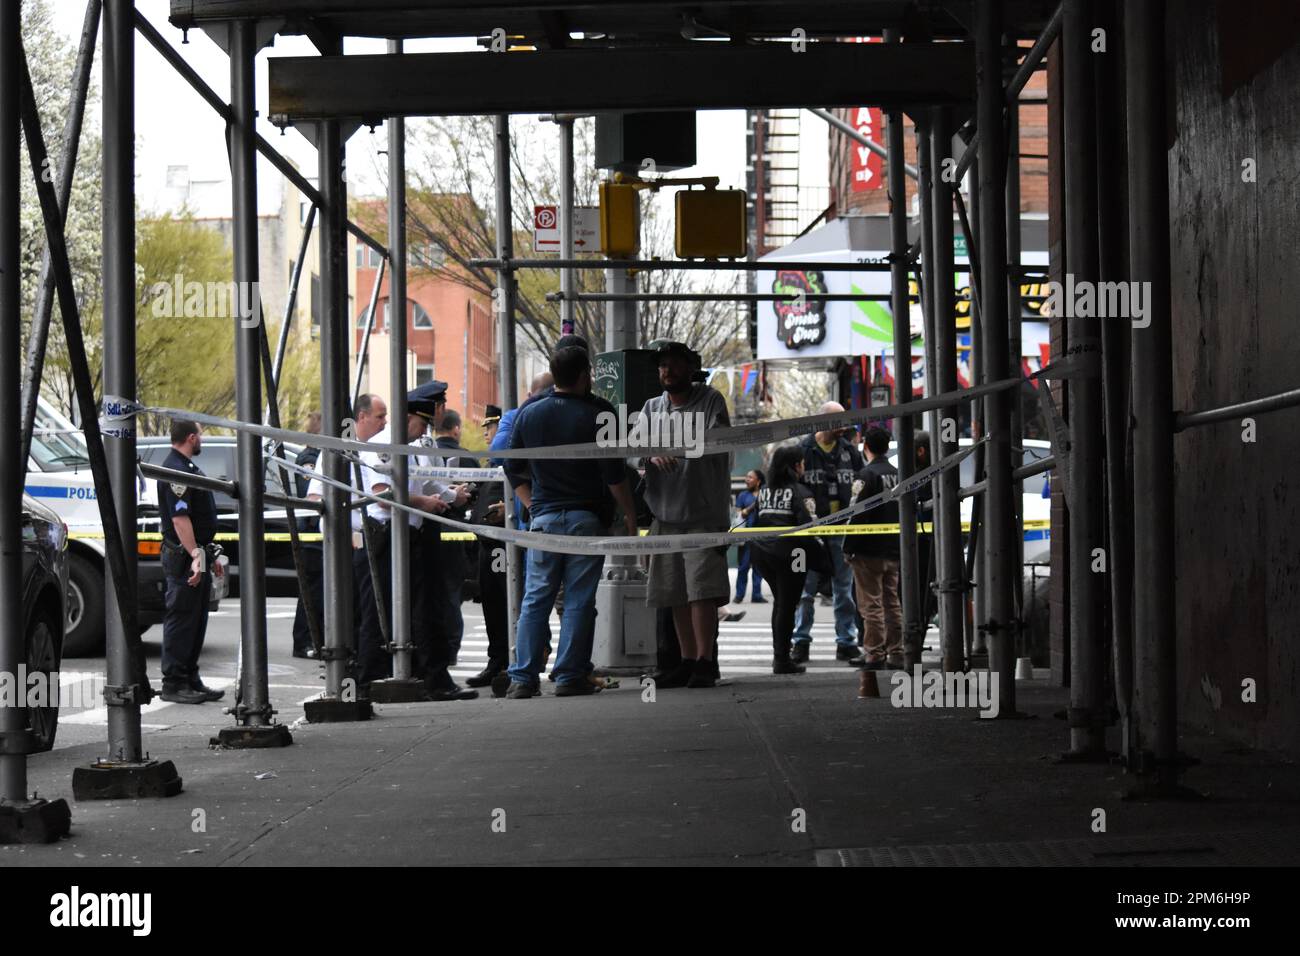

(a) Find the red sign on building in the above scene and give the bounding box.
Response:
[849,107,884,193]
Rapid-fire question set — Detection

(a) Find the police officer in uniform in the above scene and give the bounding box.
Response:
[157,419,225,704]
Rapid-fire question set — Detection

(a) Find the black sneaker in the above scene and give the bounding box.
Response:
[505,681,537,699]
[835,645,860,661]
[160,685,208,705]
[491,672,512,698]
[751,596,767,604]
[429,683,479,701]
[772,658,806,675]
[555,681,597,697]
[466,662,504,688]
[790,643,810,664]
[190,681,225,701]
[686,659,717,689]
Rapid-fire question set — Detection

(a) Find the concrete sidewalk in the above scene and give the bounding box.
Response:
[6,662,1300,866]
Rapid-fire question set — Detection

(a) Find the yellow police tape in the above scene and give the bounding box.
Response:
[71,520,1049,545]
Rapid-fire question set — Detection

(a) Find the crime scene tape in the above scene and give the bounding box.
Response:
[262,437,988,557]
[69,519,1049,546]
[105,354,1086,466]
[108,375,1020,463]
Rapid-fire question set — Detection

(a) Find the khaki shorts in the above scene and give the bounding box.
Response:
[645,520,732,608]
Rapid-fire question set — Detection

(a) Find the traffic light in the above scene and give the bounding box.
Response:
[675,187,747,259]
[599,181,640,257]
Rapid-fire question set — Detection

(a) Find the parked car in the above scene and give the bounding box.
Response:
[136,435,308,600]
[24,396,184,658]
[19,493,68,753]
[888,437,1053,564]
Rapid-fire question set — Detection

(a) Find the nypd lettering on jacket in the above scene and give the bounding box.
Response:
[800,434,864,516]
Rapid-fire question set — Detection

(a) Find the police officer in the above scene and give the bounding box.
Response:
[157,419,225,704]
[405,382,475,699]
[790,402,865,662]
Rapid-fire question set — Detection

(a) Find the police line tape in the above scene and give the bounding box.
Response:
[69,518,1049,546]
[104,374,1022,463]
[254,438,988,556]
[102,351,1089,463]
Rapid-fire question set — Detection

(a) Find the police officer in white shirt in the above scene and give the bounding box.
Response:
[367,381,474,700]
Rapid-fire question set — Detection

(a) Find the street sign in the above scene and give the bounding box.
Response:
[534,205,600,252]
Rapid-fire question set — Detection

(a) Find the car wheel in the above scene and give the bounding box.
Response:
[25,613,62,753]
[64,552,106,658]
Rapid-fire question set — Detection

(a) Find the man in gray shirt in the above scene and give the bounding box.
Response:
[641,341,733,688]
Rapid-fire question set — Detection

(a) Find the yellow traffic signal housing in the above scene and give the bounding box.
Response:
[675,188,747,259]
[599,181,641,256]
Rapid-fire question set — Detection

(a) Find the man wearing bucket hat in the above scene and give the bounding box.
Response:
[641,340,734,689]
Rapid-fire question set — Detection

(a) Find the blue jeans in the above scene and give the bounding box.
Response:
[734,545,764,600]
[507,508,606,688]
[792,536,859,647]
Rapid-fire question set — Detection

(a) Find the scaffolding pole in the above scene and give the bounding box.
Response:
[227,17,275,736]
[885,27,922,668]
[19,0,100,470]
[0,0,25,806]
[1125,0,1179,793]
[977,0,1018,716]
[494,114,523,644]
[373,37,424,700]
[930,105,965,673]
[1063,0,1108,757]
[305,30,368,722]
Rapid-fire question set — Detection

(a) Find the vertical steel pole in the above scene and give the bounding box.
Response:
[388,39,412,681]
[494,113,522,631]
[560,117,576,335]
[318,98,351,701]
[20,0,101,470]
[269,203,315,395]
[102,0,143,760]
[885,31,921,667]
[1125,0,1177,789]
[916,121,941,644]
[977,0,1017,715]
[351,256,386,409]
[1096,0,1134,761]
[930,106,964,673]
[1063,0,1106,755]
[0,0,25,801]
[1006,97,1025,581]
[229,19,269,727]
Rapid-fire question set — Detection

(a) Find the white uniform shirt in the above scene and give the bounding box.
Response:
[357,425,426,527]
[306,449,364,533]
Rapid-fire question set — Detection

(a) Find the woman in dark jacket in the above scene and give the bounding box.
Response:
[748,444,821,674]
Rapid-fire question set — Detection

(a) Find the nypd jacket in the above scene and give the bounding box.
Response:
[800,434,865,518]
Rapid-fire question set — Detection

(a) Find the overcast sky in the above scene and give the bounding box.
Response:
[52,0,828,227]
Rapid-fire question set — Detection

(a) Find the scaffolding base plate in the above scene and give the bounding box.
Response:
[211,724,294,749]
[0,797,72,844]
[367,679,430,703]
[304,698,372,723]
[72,759,183,800]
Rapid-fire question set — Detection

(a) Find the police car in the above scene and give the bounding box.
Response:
[24,397,228,657]
[886,436,1052,565]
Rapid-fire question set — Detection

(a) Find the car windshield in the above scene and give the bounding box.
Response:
[29,405,90,470]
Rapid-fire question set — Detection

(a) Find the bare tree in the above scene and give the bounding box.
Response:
[354,115,748,368]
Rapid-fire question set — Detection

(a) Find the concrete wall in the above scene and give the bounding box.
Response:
[1168,0,1300,754]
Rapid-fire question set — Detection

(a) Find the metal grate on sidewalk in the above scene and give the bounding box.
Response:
[816,827,1300,866]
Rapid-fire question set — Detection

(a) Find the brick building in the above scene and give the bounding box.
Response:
[352,200,497,423]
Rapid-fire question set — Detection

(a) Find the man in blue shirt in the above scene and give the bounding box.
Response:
[504,347,637,698]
